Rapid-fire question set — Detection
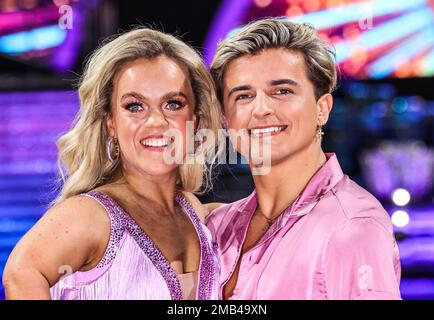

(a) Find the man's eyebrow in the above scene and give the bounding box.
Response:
[120,92,146,101]
[227,85,253,98]
[268,78,301,87]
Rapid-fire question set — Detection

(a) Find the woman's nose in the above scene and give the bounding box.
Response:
[145,108,168,127]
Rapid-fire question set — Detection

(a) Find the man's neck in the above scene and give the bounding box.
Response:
[252,143,327,220]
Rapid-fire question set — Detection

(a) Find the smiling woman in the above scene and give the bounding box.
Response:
[106,56,197,177]
[2,28,223,300]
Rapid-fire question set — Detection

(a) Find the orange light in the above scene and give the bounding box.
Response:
[343,26,361,40]
[254,0,273,8]
[325,0,345,8]
[286,0,302,5]
[395,63,412,78]
[286,5,304,17]
[302,0,321,12]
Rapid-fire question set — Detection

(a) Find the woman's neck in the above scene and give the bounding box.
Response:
[110,166,179,214]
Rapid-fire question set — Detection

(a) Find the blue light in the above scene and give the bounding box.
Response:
[392,97,409,113]
[291,0,428,30]
[347,82,369,99]
[371,102,389,118]
[376,84,396,100]
[0,25,67,54]
[367,28,434,78]
[334,8,434,63]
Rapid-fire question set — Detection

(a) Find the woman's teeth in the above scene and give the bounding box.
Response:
[141,138,171,147]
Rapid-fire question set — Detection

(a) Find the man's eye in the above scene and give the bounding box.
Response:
[126,103,143,113]
[235,94,252,101]
[275,88,293,95]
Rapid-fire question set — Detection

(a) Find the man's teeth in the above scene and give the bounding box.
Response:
[141,138,171,147]
[251,126,285,135]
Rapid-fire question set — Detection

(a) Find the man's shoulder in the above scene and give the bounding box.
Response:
[205,193,253,227]
[328,175,392,228]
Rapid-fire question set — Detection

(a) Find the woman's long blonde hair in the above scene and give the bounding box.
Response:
[54,28,223,204]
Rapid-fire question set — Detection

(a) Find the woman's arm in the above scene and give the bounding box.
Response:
[2,195,109,299]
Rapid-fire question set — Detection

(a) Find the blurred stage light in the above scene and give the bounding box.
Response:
[205,0,434,78]
[0,25,66,54]
[254,0,272,8]
[392,188,411,206]
[392,210,410,228]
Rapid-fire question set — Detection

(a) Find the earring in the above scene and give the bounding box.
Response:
[107,137,120,163]
[316,126,324,139]
[222,116,228,130]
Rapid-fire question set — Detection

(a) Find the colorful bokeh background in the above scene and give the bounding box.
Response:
[1,0,434,299]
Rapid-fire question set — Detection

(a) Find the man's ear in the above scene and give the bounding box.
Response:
[106,114,116,138]
[316,93,333,127]
[222,115,228,130]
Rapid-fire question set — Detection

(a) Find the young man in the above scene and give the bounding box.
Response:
[206,18,401,300]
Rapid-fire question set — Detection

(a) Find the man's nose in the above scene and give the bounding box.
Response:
[252,93,274,119]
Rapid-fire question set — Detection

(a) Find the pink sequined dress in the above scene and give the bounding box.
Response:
[50,191,220,300]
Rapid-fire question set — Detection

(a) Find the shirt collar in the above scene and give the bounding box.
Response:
[292,152,344,213]
[236,153,344,229]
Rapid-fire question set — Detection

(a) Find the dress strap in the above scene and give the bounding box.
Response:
[81,191,125,269]
[175,192,219,300]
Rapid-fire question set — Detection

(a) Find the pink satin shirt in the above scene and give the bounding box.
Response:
[206,153,401,300]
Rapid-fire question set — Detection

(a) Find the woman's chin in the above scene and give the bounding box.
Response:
[137,161,179,177]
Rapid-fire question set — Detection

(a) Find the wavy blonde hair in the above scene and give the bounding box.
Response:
[54,28,223,204]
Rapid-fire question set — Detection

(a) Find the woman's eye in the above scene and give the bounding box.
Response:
[165,100,183,111]
[126,103,143,113]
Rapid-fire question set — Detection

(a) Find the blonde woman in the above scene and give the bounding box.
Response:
[2,28,222,300]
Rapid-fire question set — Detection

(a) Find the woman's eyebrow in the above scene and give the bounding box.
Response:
[120,91,146,101]
[120,91,189,101]
[162,91,189,100]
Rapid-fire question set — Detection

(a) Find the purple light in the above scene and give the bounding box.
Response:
[0,5,60,35]
[400,279,434,299]
[51,4,84,72]
[0,1,100,73]
[360,141,434,199]
[0,90,79,174]
[203,0,251,66]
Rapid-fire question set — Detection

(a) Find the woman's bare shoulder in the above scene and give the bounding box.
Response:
[4,193,112,286]
[45,193,111,251]
[50,193,108,220]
